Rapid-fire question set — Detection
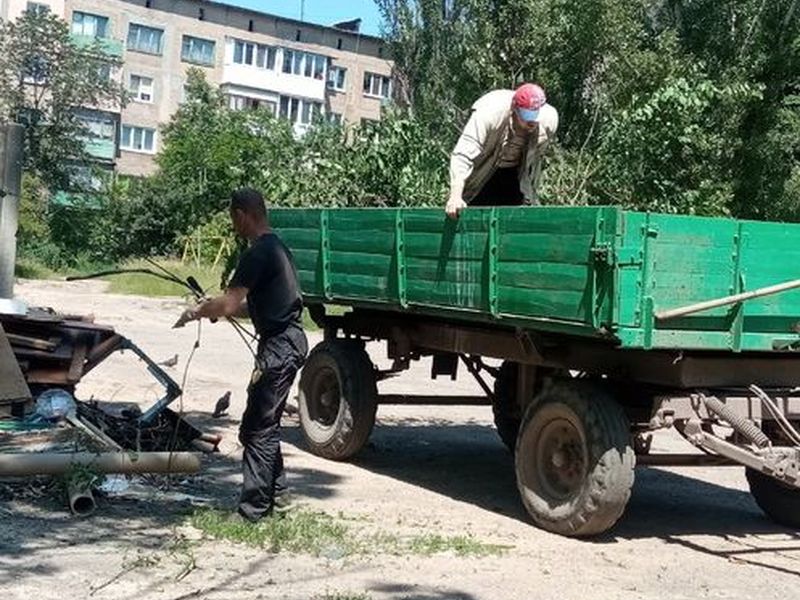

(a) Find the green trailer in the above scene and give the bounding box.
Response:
[272,206,800,536]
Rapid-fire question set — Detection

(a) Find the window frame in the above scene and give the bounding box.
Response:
[71,11,109,39]
[278,96,322,126]
[327,66,347,92]
[25,2,49,16]
[232,39,276,70]
[120,124,157,154]
[181,35,216,67]
[363,72,392,100]
[129,74,154,103]
[127,23,165,56]
[282,48,327,81]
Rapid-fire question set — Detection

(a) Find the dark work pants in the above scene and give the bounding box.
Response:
[238,328,307,521]
[470,166,525,206]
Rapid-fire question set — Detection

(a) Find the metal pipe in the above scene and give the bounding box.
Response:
[655,278,800,321]
[67,481,96,516]
[0,452,202,477]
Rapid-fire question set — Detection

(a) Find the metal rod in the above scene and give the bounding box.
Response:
[636,454,737,467]
[377,394,491,406]
[655,278,800,321]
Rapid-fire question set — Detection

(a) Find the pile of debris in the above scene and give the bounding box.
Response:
[0,303,219,515]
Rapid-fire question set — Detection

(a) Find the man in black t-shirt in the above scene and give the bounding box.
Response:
[176,188,308,522]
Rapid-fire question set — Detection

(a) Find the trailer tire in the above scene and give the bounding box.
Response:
[746,468,800,529]
[298,340,377,461]
[493,361,523,452]
[515,382,635,537]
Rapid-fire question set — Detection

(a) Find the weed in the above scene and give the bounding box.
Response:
[60,463,104,493]
[14,257,54,279]
[190,508,510,558]
[406,533,511,557]
[191,508,353,556]
[103,259,223,297]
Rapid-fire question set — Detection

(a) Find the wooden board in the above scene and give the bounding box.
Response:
[0,323,31,404]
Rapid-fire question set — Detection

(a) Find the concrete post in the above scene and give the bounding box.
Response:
[0,123,24,299]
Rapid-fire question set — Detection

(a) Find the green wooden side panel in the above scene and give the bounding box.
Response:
[272,207,800,352]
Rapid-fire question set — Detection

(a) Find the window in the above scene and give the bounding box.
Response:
[71,11,109,38]
[327,66,346,92]
[228,95,276,113]
[279,96,322,126]
[282,49,326,80]
[26,2,49,16]
[127,23,164,55]
[129,74,154,102]
[363,72,391,99]
[68,165,106,193]
[121,125,156,153]
[77,111,115,143]
[182,36,215,66]
[232,39,276,70]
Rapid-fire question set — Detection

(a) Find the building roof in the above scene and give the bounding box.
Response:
[197,0,383,42]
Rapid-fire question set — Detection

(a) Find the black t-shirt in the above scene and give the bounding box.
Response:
[228,232,303,339]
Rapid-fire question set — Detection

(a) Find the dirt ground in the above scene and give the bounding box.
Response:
[2,279,799,600]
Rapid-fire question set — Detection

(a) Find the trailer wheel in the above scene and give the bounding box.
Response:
[515,382,635,537]
[298,340,377,460]
[746,468,800,529]
[493,361,523,452]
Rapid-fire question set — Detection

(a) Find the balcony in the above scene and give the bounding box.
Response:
[221,64,326,103]
[70,34,124,58]
[83,137,116,162]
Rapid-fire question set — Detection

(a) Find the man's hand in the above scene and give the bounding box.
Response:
[445,195,467,220]
[172,307,198,329]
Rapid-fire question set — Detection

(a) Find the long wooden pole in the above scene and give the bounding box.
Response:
[655,278,800,321]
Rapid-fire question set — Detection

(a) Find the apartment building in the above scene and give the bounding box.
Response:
[64,0,394,176]
[1,0,64,19]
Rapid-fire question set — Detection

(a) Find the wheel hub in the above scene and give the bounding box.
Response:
[309,367,341,427]
[536,418,587,500]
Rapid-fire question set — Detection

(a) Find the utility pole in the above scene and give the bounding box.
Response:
[300,0,305,22]
[0,123,24,299]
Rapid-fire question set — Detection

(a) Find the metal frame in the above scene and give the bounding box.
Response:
[317,304,800,488]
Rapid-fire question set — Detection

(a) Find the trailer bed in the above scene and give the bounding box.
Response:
[272,206,800,353]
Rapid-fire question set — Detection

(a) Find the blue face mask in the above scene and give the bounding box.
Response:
[516,107,540,123]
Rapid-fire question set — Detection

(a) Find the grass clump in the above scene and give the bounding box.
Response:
[191,508,352,556]
[14,257,55,279]
[104,259,223,297]
[406,533,511,557]
[190,508,510,558]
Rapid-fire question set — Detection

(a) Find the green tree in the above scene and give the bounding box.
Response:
[378,0,799,219]
[0,9,126,189]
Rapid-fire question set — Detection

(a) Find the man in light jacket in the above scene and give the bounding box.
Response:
[445,83,559,219]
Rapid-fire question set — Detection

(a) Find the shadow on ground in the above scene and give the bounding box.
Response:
[282,417,798,542]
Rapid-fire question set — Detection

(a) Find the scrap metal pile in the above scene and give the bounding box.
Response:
[0,304,217,514]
